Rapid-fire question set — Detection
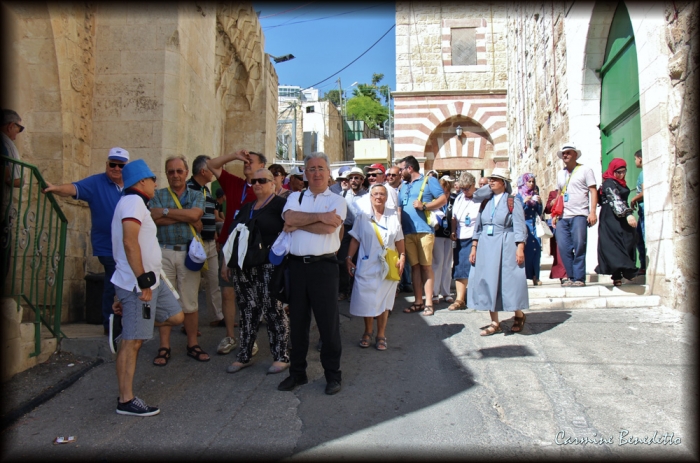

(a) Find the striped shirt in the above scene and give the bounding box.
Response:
[186,177,217,241]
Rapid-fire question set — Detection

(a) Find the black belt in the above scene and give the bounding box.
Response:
[288,253,337,264]
[161,244,188,251]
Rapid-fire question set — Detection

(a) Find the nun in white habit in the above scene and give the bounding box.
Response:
[345,184,406,351]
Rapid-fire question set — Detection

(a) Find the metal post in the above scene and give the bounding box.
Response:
[292,102,297,162]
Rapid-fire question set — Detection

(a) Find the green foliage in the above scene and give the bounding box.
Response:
[321,89,343,107]
[346,95,389,129]
[351,84,380,101]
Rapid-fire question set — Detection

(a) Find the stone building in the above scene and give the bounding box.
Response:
[394,2,510,176]
[504,2,697,314]
[1,2,279,329]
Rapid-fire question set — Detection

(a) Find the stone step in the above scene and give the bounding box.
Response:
[528,282,650,298]
[529,294,661,310]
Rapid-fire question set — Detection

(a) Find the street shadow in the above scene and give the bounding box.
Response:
[474,345,536,358]
[501,310,572,336]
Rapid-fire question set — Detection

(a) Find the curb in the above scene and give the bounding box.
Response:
[0,358,104,430]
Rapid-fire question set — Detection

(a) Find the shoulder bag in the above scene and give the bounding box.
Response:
[370,219,401,281]
[167,188,208,271]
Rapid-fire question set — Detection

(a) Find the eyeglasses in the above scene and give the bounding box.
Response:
[166,169,186,175]
[250,178,270,185]
[272,172,284,177]
[109,162,125,169]
[371,192,387,198]
[15,122,25,133]
[348,176,363,181]
[614,168,627,174]
[306,167,326,173]
[149,176,157,182]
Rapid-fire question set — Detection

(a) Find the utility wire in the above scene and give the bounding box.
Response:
[259,2,315,19]
[264,4,384,29]
[302,24,395,90]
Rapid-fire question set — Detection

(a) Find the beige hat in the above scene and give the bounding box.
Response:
[346,166,365,178]
[556,143,582,160]
[489,167,511,183]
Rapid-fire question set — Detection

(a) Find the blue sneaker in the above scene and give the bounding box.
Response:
[116,396,160,416]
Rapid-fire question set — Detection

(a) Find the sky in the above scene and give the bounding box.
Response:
[253,2,397,98]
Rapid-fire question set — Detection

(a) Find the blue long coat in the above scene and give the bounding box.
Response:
[467,193,529,312]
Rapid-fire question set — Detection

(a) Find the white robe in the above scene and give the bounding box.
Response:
[348,209,404,317]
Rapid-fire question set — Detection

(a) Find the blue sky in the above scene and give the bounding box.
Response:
[253,2,396,98]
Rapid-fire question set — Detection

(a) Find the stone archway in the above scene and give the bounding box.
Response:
[425,116,495,172]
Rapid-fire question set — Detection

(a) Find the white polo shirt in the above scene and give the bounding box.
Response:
[452,193,482,240]
[352,182,398,216]
[111,194,162,291]
[283,188,347,256]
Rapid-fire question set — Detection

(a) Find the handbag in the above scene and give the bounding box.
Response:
[270,255,291,304]
[371,220,401,281]
[535,215,553,238]
[167,188,208,271]
[227,203,270,269]
[550,165,579,219]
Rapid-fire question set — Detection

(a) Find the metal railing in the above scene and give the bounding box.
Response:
[1,155,67,356]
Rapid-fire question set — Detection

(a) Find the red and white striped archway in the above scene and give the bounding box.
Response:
[393,92,508,171]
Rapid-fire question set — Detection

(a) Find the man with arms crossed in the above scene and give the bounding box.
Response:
[278,152,346,395]
[206,150,263,355]
[111,160,184,416]
[397,156,447,316]
[554,143,598,287]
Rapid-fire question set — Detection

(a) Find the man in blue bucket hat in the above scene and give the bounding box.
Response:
[110,159,184,416]
[149,156,208,365]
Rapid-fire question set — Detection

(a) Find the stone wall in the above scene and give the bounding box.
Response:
[2,2,277,325]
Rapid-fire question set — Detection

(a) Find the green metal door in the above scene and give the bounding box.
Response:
[599,2,641,191]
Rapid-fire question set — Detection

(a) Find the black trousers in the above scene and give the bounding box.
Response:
[338,224,355,295]
[288,258,342,383]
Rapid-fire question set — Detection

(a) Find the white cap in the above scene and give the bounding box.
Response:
[108,147,129,163]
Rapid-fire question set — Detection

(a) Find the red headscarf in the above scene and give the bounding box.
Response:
[602,158,627,188]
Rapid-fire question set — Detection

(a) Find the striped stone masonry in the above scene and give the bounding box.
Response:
[441,18,489,71]
[393,93,507,170]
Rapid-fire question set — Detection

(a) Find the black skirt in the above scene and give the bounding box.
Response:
[595,180,637,280]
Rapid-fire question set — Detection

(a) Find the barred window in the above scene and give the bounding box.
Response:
[451,28,477,66]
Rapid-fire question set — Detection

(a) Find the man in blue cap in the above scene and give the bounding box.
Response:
[110,159,184,416]
[43,147,130,334]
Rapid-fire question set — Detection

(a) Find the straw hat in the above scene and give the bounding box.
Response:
[556,143,582,160]
[488,167,511,183]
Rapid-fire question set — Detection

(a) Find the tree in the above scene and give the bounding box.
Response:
[321,89,343,107]
[345,95,389,130]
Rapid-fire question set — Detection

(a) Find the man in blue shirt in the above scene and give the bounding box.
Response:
[397,156,446,316]
[43,147,129,333]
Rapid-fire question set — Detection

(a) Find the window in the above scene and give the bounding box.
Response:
[306,106,315,113]
[451,28,477,66]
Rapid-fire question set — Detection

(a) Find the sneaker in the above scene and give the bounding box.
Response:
[116,396,160,416]
[217,336,238,355]
[109,314,122,354]
[252,341,259,357]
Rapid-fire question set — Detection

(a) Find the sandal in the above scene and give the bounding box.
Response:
[613,279,622,287]
[359,332,373,348]
[511,314,526,333]
[375,336,387,351]
[480,322,502,336]
[153,347,171,366]
[186,344,210,362]
[403,303,424,314]
[421,306,434,317]
[448,300,466,311]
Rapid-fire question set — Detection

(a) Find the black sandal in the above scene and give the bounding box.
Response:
[403,303,424,313]
[186,344,210,362]
[153,347,171,366]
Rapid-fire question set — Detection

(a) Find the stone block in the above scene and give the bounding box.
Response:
[606,295,661,308]
[121,50,165,75]
[121,95,162,121]
[95,4,128,26]
[563,297,606,309]
[95,74,156,98]
[92,120,155,149]
[101,24,156,51]
[34,89,62,111]
[30,132,63,160]
[93,96,122,121]
[94,50,121,74]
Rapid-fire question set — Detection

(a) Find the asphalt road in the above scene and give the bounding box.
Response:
[1,292,696,461]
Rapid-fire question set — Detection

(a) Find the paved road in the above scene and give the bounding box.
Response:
[1,293,696,460]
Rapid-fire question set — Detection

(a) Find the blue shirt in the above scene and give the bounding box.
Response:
[399,174,445,234]
[73,173,123,256]
[150,187,205,246]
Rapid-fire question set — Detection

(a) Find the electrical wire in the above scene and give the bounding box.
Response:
[302,24,395,90]
[259,2,315,19]
[264,4,385,29]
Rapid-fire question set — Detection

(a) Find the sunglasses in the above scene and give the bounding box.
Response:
[15,122,25,133]
[109,162,125,169]
[272,172,284,177]
[250,178,270,185]
[386,173,398,177]
[367,173,382,177]
[348,176,363,181]
[166,169,186,175]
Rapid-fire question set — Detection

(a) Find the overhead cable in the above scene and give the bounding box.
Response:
[259,2,315,19]
[264,4,385,28]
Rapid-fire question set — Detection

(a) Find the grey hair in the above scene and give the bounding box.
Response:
[253,168,274,181]
[192,155,210,175]
[1,109,21,125]
[459,172,476,189]
[303,152,330,169]
[165,155,189,172]
[369,183,388,193]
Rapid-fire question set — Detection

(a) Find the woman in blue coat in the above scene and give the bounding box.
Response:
[515,173,544,286]
[468,168,529,335]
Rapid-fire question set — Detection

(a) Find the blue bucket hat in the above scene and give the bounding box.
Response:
[122,159,156,189]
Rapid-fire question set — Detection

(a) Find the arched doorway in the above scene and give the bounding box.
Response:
[425,116,495,173]
[599,2,642,187]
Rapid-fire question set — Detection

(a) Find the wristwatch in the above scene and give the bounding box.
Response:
[422,203,427,211]
[163,208,169,216]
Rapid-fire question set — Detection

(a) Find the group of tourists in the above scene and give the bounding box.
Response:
[1,107,646,417]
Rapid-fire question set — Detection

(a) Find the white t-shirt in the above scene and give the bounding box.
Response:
[556,164,597,218]
[111,194,162,291]
[353,182,398,216]
[452,193,482,240]
[283,188,347,256]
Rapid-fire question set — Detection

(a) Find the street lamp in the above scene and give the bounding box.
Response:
[270,54,295,63]
[455,125,463,137]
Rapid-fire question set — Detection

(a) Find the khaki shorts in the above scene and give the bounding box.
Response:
[404,233,435,267]
[161,248,202,314]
